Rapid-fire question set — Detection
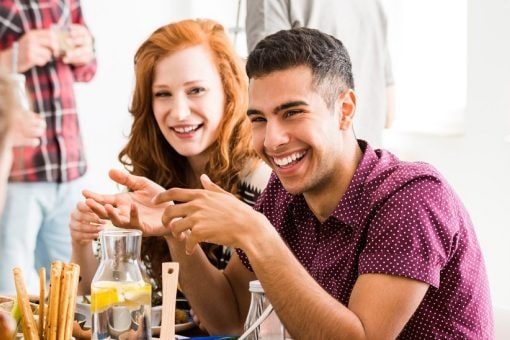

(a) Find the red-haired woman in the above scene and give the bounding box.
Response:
[70,19,270,301]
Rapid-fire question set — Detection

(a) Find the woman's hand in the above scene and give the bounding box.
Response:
[69,201,106,246]
[84,169,172,236]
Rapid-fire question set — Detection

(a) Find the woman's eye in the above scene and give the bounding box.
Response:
[189,87,205,95]
[154,91,170,97]
[250,116,266,123]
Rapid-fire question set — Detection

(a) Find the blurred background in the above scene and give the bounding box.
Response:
[77,0,509,311]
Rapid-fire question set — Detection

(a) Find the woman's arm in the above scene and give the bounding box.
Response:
[69,200,104,294]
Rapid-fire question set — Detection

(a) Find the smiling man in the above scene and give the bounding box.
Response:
[100,28,493,338]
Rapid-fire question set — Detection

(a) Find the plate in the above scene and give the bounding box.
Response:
[151,321,195,336]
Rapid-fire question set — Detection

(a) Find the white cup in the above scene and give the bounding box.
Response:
[9,73,30,110]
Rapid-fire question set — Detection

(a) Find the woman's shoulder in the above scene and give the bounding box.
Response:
[238,159,272,206]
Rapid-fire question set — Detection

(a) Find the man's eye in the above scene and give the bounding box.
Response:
[189,87,205,95]
[285,110,302,117]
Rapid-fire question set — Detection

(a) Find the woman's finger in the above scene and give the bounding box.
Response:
[104,204,130,228]
[85,198,110,218]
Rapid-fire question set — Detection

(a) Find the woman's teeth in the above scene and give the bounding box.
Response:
[273,151,306,167]
[173,125,200,133]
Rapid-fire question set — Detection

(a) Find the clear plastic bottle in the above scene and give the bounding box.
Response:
[10,73,30,110]
[244,280,286,340]
[91,229,151,339]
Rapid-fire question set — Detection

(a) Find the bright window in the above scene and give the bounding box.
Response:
[382,0,467,135]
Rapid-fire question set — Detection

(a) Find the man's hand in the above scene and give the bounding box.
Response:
[84,169,171,236]
[61,24,94,65]
[12,110,46,147]
[153,174,271,255]
[16,29,57,72]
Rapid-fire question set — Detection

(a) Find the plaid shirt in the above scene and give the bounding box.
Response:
[0,0,96,182]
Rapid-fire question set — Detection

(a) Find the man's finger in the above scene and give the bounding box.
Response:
[168,216,192,237]
[185,233,200,255]
[200,174,228,194]
[161,203,193,227]
[152,187,199,205]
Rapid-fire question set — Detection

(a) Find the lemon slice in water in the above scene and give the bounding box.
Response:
[91,282,122,313]
[91,281,151,312]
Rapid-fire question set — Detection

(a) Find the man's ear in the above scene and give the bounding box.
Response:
[338,89,356,131]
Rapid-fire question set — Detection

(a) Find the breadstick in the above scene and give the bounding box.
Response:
[45,261,63,340]
[38,267,45,340]
[57,269,72,340]
[13,267,39,340]
[63,263,80,340]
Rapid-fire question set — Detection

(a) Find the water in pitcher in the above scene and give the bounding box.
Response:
[91,280,151,339]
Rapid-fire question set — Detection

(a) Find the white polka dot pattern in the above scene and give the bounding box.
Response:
[237,141,493,339]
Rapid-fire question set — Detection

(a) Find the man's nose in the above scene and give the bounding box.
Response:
[264,121,289,151]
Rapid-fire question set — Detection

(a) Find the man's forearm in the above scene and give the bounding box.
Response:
[246,235,365,340]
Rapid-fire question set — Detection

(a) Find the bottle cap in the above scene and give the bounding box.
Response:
[249,280,264,293]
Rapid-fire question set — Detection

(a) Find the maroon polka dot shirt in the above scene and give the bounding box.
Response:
[238,141,493,339]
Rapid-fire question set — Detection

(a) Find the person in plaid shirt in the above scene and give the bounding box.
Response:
[0,0,96,294]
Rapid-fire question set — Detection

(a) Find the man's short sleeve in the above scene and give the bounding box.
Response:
[359,175,459,288]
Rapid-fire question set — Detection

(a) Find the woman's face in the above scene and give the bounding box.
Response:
[152,45,225,163]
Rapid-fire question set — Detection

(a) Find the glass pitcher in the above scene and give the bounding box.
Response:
[91,229,151,339]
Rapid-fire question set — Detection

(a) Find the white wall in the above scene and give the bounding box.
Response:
[76,0,192,192]
[386,0,510,310]
[466,0,510,309]
[76,0,510,309]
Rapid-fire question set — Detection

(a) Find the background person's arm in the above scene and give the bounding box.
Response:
[245,0,291,52]
[0,30,56,72]
[67,0,96,82]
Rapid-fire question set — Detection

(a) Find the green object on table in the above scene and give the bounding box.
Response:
[11,298,21,329]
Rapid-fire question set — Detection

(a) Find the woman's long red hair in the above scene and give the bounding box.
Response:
[120,19,257,295]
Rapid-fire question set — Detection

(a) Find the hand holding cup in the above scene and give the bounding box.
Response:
[52,24,94,65]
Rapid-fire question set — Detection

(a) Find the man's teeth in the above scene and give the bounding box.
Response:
[273,151,306,166]
[174,125,199,133]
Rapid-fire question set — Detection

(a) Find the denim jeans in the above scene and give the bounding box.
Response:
[0,175,87,295]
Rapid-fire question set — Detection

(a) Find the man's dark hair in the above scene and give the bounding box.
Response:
[246,27,354,108]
